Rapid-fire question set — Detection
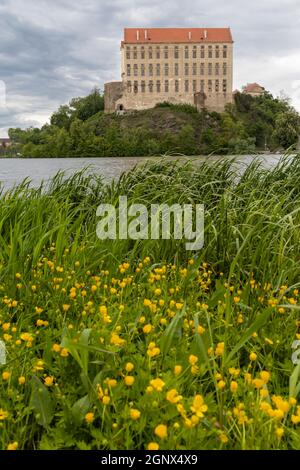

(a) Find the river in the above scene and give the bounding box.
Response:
[0,154,285,190]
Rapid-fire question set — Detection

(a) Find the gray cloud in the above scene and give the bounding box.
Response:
[0,0,299,137]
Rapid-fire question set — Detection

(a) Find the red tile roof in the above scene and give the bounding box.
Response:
[243,83,265,93]
[123,28,233,44]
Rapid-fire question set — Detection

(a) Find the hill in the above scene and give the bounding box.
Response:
[6,89,300,157]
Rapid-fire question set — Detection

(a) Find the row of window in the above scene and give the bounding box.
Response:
[126,45,228,60]
[126,62,228,77]
[126,79,228,94]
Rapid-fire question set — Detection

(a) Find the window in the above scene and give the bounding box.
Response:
[185,46,189,59]
[215,79,219,92]
[185,63,189,76]
[200,46,205,58]
[193,63,197,76]
[164,63,169,76]
[174,46,179,59]
[200,63,205,75]
[223,46,227,58]
[149,47,153,59]
[141,64,145,76]
[134,64,138,77]
[149,80,154,93]
[134,81,138,93]
[149,64,153,76]
[208,46,213,58]
[126,47,131,60]
[223,79,227,92]
[215,46,220,58]
[208,63,212,76]
[156,47,160,59]
[215,63,220,76]
[185,80,189,92]
[156,63,161,76]
[157,80,161,93]
[164,46,169,59]
[223,63,227,75]
[208,80,212,92]
[141,81,146,93]
[193,80,197,92]
[133,47,137,59]
[141,47,145,60]
[175,63,179,76]
[175,80,179,93]
[200,80,205,92]
[165,80,169,92]
[127,81,132,93]
[193,46,197,59]
[127,64,131,76]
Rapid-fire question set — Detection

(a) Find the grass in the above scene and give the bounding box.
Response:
[1,155,300,450]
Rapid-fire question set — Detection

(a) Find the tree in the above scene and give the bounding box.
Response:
[273,111,300,149]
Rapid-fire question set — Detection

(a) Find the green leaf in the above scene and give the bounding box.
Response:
[30,376,54,428]
[224,308,273,366]
[160,307,185,356]
[290,363,300,398]
[72,395,91,425]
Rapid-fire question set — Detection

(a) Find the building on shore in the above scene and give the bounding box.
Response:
[105,27,234,114]
[0,138,11,148]
[242,83,265,97]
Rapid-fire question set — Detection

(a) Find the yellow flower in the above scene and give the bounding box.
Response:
[125,362,135,373]
[252,378,264,389]
[260,371,271,383]
[217,380,226,390]
[190,395,208,418]
[52,344,61,353]
[154,288,162,296]
[124,376,135,387]
[143,324,152,334]
[144,299,152,307]
[148,442,159,450]
[154,424,168,440]
[85,412,95,424]
[130,409,141,421]
[2,371,10,381]
[189,355,198,366]
[275,427,284,439]
[166,389,182,404]
[18,376,26,385]
[63,304,71,312]
[0,409,9,420]
[44,376,54,387]
[219,434,229,444]
[230,381,238,393]
[197,325,205,335]
[102,396,111,406]
[229,367,240,378]
[215,342,225,357]
[174,365,182,376]
[150,378,165,392]
[249,352,257,362]
[7,442,18,451]
[60,348,69,357]
[110,333,125,346]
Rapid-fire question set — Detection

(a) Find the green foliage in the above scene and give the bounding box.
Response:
[6,89,300,158]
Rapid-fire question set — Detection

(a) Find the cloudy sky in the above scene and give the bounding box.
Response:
[0,0,300,137]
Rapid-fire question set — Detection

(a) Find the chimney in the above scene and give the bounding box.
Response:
[145,30,148,40]
[204,30,208,39]
[137,30,140,41]
[189,31,192,40]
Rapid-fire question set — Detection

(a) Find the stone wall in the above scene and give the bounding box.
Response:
[104,82,124,113]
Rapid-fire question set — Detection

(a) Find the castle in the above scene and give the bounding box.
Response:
[105,27,234,114]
